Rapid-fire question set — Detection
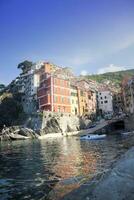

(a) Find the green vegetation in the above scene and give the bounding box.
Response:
[17,60,33,70]
[85,69,134,86]
[0,93,24,129]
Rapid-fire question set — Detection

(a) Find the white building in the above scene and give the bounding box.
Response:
[98,90,113,113]
[17,61,44,113]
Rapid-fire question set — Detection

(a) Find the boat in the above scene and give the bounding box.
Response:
[121,132,132,136]
[80,134,106,140]
[9,133,30,140]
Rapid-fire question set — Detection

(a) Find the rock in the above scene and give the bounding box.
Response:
[40,113,81,135]
[22,112,93,135]
[79,116,92,129]
[42,117,62,134]
[0,126,39,141]
[90,147,134,200]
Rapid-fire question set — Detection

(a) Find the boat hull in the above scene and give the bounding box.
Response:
[80,134,106,140]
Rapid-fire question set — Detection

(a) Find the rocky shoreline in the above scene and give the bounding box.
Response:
[0,119,108,141]
[0,112,94,141]
[0,126,39,141]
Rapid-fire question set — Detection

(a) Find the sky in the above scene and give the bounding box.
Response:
[1,0,134,84]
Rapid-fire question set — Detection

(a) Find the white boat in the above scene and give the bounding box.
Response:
[121,132,132,136]
[80,134,106,140]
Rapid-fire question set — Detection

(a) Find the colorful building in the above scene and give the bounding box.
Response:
[37,63,98,116]
[70,85,79,115]
[77,88,89,115]
[88,89,97,114]
[76,80,97,116]
[37,63,71,113]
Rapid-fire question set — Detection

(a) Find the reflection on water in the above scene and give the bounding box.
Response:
[0,134,133,200]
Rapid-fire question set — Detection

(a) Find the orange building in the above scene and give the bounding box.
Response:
[76,80,97,116]
[37,63,97,115]
[37,63,71,113]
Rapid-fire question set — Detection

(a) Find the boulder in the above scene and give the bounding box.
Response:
[0,126,39,141]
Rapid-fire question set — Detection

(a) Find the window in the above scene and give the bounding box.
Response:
[88,95,91,99]
[101,97,103,99]
[104,100,108,103]
[58,106,60,112]
[61,80,64,86]
[100,93,101,95]
[54,96,57,103]
[101,101,103,104]
[80,91,83,96]
[72,99,74,104]
[61,97,64,103]
[63,107,65,112]
[105,96,107,99]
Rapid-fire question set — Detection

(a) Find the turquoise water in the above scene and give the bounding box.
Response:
[0,134,133,200]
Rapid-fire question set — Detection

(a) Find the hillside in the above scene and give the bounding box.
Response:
[85,69,134,87]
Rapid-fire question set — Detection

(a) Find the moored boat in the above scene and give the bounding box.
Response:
[80,134,106,140]
[9,133,30,140]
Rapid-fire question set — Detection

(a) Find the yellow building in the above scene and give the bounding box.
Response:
[70,85,79,115]
[77,88,89,116]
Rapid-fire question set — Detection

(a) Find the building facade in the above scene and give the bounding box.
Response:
[70,85,79,115]
[97,90,113,114]
[11,60,98,116]
[37,63,71,113]
[15,61,43,113]
[113,92,124,114]
[121,77,134,114]
[76,80,97,116]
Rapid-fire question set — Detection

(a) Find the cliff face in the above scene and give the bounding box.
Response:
[0,112,92,141]
[25,112,92,135]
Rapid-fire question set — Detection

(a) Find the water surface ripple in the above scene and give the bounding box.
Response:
[0,134,133,200]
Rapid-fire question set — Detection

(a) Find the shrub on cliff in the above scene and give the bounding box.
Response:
[0,95,23,129]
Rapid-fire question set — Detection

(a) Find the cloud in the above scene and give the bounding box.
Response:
[97,64,131,74]
[80,70,88,76]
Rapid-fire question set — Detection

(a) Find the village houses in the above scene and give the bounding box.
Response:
[8,60,122,117]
